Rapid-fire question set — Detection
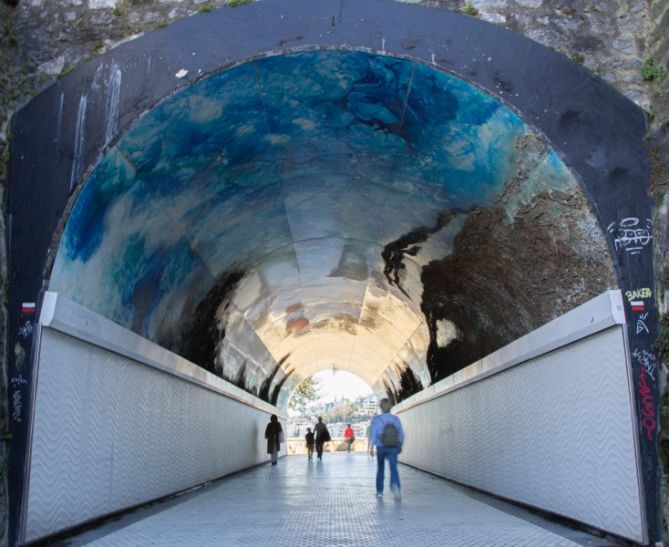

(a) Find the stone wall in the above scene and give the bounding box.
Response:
[647,0,669,540]
[0,0,666,543]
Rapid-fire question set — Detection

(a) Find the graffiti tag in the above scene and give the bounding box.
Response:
[625,288,652,302]
[10,375,27,386]
[633,347,658,380]
[607,218,653,255]
[636,313,650,335]
[638,368,656,441]
[18,321,33,339]
[12,390,22,423]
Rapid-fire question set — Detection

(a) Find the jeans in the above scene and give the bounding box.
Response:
[376,446,400,493]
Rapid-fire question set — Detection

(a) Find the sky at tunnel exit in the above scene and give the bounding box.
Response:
[311,370,373,403]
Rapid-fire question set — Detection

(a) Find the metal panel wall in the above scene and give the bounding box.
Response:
[395,295,644,543]
[24,294,284,544]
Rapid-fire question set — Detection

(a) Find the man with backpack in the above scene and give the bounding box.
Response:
[370,398,405,500]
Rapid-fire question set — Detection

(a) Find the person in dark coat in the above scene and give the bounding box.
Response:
[305,427,315,461]
[265,414,283,465]
[314,416,330,461]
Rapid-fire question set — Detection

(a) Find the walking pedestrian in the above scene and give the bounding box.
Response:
[370,399,404,499]
[314,417,331,460]
[305,427,315,461]
[344,424,355,453]
[265,414,284,466]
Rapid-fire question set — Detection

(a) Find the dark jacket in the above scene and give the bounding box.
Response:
[265,421,283,454]
[314,422,330,442]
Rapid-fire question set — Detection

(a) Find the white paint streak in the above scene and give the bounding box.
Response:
[105,62,122,146]
[55,92,65,144]
[69,95,87,192]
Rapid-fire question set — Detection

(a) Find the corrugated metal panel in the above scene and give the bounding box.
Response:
[25,324,283,543]
[397,325,644,543]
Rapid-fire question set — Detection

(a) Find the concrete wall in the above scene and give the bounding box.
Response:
[22,291,285,544]
[394,291,645,543]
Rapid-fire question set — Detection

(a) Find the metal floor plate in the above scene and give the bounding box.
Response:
[64,454,618,546]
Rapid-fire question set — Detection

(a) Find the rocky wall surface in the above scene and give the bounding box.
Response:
[646,0,669,540]
[421,182,616,383]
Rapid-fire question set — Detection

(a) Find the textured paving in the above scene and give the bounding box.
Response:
[66,454,616,546]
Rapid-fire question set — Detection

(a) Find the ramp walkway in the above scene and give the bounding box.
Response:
[64,454,615,546]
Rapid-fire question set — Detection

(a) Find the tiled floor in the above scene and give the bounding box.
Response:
[64,454,617,546]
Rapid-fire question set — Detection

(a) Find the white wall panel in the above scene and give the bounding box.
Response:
[395,294,644,543]
[24,293,285,543]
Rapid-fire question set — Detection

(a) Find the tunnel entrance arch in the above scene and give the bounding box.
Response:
[7,1,659,544]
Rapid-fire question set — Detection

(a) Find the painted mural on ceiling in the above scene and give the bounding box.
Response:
[49,50,609,407]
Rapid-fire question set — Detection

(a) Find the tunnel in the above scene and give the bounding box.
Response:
[47,48,618,407]
[6,1,662,545]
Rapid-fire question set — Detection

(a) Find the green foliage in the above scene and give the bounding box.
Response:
[462,3,478,16]
[1,13,18,48]
[197,4,213,13]
[641,58,668,83]
[58,65,76,79]
[571,53,584,64]
[93,41,104,52]
[226,0,252,7]
[288,377,320,414]
[321,401,357,423]
[112,7,122,17]
[654,314,669,363]
[156,21,169,29]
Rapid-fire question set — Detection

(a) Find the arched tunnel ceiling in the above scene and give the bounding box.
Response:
[49,50,616,408]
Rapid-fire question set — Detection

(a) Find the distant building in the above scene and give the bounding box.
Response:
[357,394,377,416]
[288,392,379,438]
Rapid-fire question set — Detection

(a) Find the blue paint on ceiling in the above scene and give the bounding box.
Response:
[50,50,576,399]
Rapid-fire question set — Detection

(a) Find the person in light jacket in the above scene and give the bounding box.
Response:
[370,398,404,499]
[265,414,283,465]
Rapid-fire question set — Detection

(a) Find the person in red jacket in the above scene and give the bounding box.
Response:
[344,424,355,453]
